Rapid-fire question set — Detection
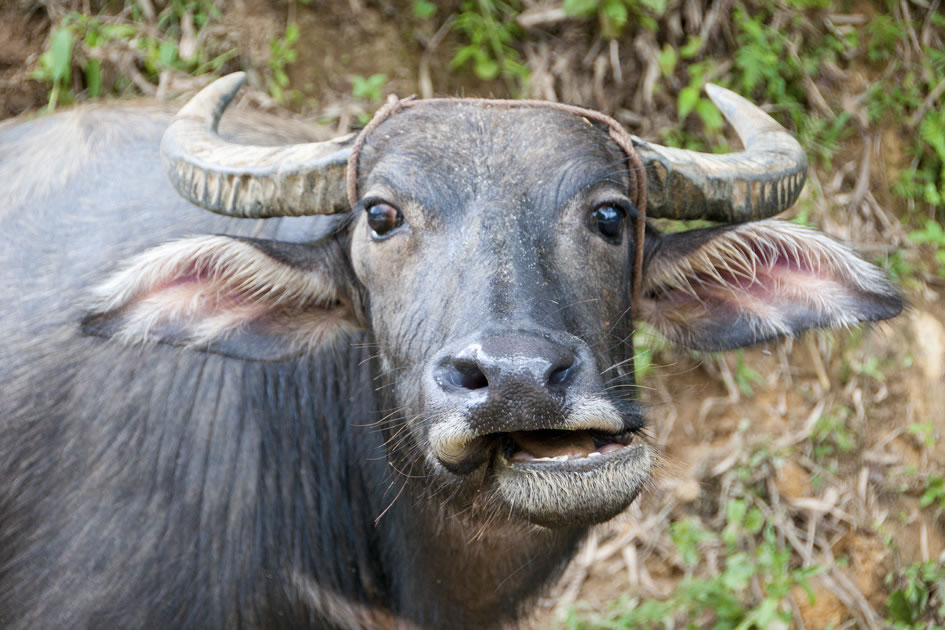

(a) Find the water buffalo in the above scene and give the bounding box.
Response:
[0,73,900,628]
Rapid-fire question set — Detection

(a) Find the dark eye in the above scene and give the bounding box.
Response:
[366,203,405,238]
[590,204,626,242]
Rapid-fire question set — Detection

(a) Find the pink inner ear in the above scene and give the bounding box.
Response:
[665,243,846,305]
[89,235,355,357]
[640,221,900,349]
[137,276,272,339]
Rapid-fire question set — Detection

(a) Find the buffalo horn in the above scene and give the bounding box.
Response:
[633,84,808,222]
[160,72,353,218]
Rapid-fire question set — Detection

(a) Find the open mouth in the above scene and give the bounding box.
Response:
[503,428,636,462]
[426,411,650,527]
[490,425,650,528]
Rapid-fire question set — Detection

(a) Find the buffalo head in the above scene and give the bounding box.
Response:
[85,73,901,530]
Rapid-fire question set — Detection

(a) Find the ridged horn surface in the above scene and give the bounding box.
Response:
[633,84,808,222]
[160,72,353,218]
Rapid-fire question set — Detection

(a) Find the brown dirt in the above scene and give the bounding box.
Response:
[0,3,51,118]
[793,577,847,630]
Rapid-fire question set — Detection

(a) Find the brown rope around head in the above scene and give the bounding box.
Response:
[345,96,648,313]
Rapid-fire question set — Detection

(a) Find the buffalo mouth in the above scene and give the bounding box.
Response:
[489,427,650,528]
[426,403,651,527]
[502,428,637,464]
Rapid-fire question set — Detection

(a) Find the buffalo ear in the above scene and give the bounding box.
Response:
[638,220,903,352]
[82,235,360,361]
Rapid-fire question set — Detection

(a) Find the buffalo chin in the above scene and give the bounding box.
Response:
[491,443,651,528]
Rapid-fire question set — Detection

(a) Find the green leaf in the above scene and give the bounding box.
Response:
[84,29,100,48]
[744,507,765,533]
[887,590,915,623]
[351,73,387,102]
[679,35,703,59]
[639,15,658,31]
[49,27,74,83]
[474,57,500,80]
[920,477,944,508]
[696,98,724,131]
[84,59,101,98]
[101,23,136,41]
[749,597,783,628]
[658,44,677,77]
[602,0,628,30]
[721,553,754,591]
[284,23,299,45]
[158,42,178,69]
[563,0,599,17]
[639,0,667,14]
[727,499,748,526]
[451,45,480,69]
[413,0,437,18]
[909,220,945,245]
[678,85,700,119]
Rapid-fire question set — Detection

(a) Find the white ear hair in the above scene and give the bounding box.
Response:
[86,235,356,359]
[641,220,901,351]
[92,235,338,312]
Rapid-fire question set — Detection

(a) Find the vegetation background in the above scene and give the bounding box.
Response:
[1,0,943,627]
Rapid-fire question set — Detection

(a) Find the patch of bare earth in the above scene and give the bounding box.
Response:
[533,297,945,627]
[0,3,50,118]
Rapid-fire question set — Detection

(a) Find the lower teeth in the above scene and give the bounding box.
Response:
[523,448,615,462]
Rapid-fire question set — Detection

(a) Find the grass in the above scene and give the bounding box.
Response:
[450,0,530,94]
[563,0,668,38]
[886,561,945,628]
[30,1,236,107]
[267,22,300,106]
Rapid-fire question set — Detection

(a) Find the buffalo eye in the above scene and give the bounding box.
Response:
[366,203,405,238]
[590,204,626,242]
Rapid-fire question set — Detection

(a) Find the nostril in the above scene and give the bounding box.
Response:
[443,361,489,391]
[547,360,577,386]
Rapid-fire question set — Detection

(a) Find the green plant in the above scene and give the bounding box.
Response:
[568,511,821,629]
[32,1,233,109]
[32,27,74,109]
[631,327,660,380]
[886,561,945,629]
[854,356,886,382]
[864,39,945,228]
[734,350,763,397]
[351,73,388,104]
[413,0,437,19]
[908,423,936,450]
[866,14,906,63]
[651,40,727,151]
[909,219,945,277]
[730,5,852,167]
[452,0,529,92]
[733,439,781,487]
[810,407,856,461]
[350,73,388,125]
[916,102,945,207]
[670,518,716,569]
[267,23,299,104]
[562,0,667,38]
[920,475,945,511]
[881,251,914,282]
[32,14,140,107]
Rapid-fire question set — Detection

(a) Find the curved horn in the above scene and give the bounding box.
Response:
[160,72,353,218]
[633,84,808,222]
